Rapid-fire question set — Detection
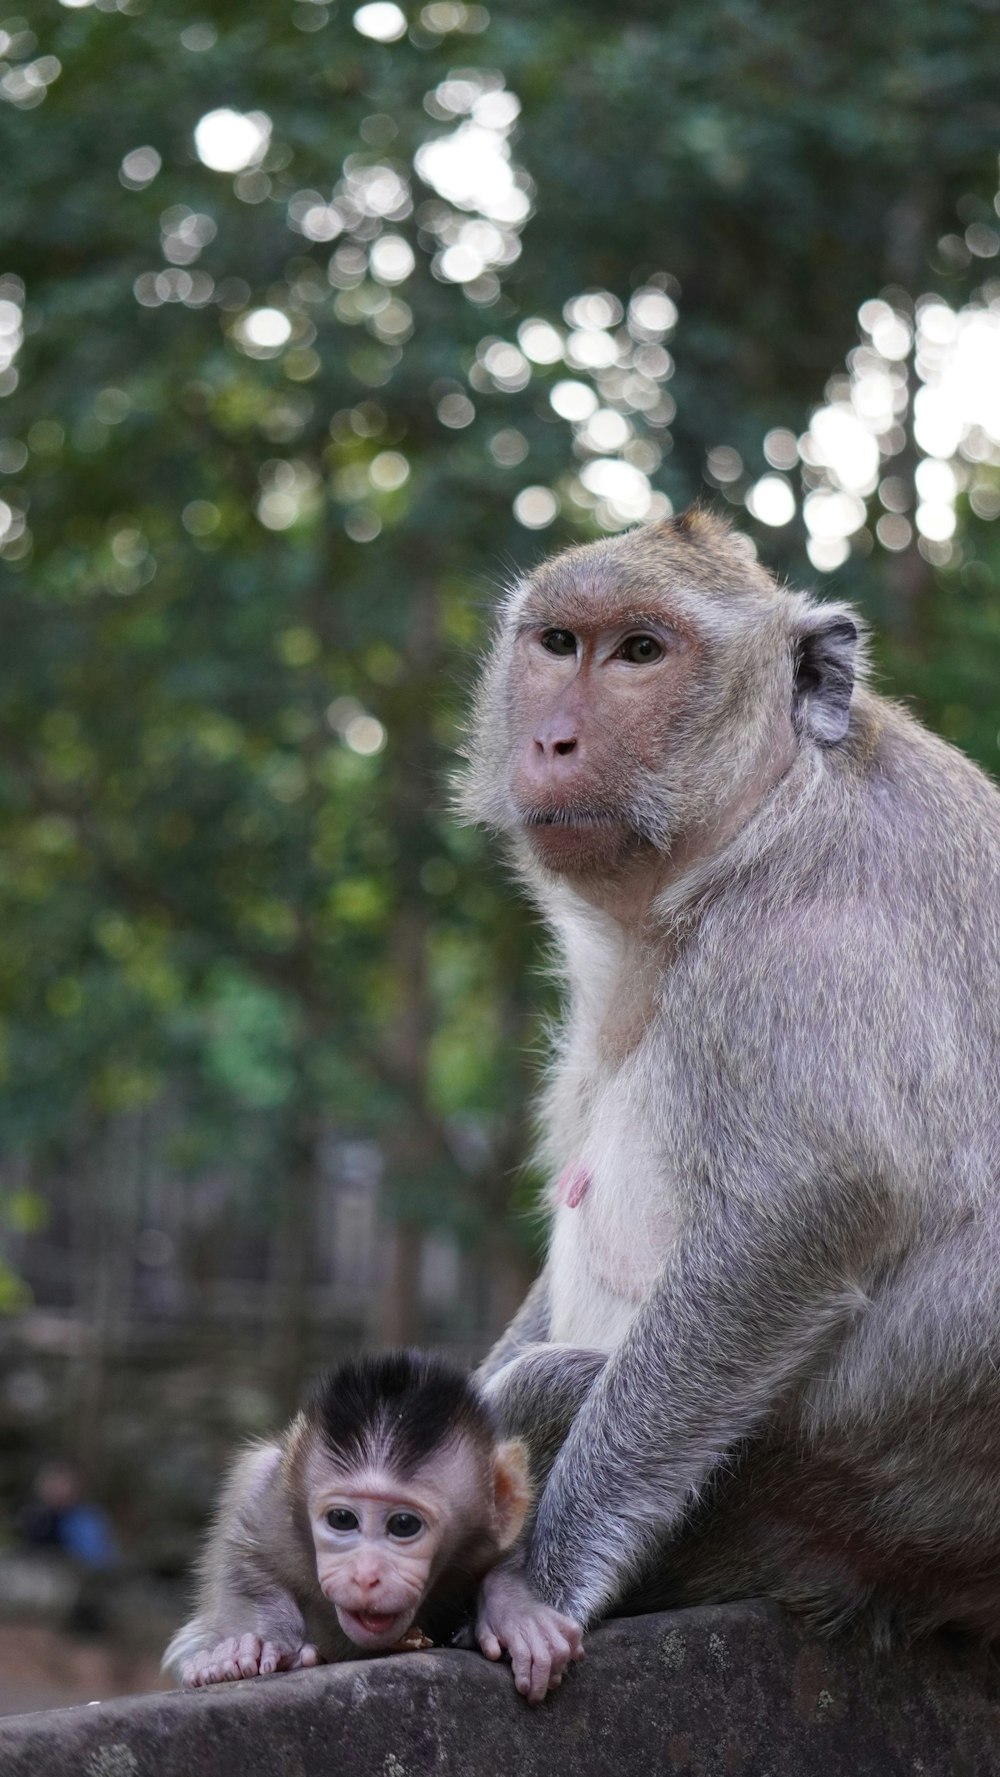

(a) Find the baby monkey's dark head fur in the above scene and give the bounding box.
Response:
[305,1350,499,1479]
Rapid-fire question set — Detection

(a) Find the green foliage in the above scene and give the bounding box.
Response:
[201,965,299,1110]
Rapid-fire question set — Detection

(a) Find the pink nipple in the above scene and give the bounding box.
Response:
[555,1160,591,1209]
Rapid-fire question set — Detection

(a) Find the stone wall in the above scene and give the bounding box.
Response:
[2,1601,999,1777]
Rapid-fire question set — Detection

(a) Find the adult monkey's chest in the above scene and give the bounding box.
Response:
[545,1039,681,1352]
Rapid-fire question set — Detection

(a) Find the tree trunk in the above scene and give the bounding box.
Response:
[266,1107,323,1418]
[370,577,446,1345]
[374,1216,425,1346]
[70,1111,144,1486]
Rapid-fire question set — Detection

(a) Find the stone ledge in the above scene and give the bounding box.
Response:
[2,1600,999,1777]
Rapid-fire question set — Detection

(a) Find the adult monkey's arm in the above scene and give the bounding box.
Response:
[523,1186,882,1625]
[478,1270,552,1382]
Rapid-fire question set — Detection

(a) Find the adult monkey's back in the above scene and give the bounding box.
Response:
[459,509,1000,1647]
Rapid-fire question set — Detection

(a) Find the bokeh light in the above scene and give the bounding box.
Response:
[781,284,1000,569]
[369,450,410,489]
[746,475,795,527]
[517,319,563,364]
[580,409,631,453]
[550,381,598,422]
[763,428,798,471]
[255,459,320,530]
[0,281,25,397]
[345,713,387,752]
[876,513,913,552]
[706,446,742,484]
[353,3,408,41]
[513,486,558,528]
[420,2,490,29]
[489,428,528,465]
[436,391,475,427]
[235,308,293,357]
[416,111,529,225]
[580,458,655,523]
[369,235,415,283]
[628,289,677,337]
[119,147,161,190]
[194,109,271,174]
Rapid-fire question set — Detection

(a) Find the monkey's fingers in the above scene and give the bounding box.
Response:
[506,1630,537,1700]
[187,1652,221,1685]
[523,1634,556,1704]
[476,1624,503,1661]
[180,1653,219,1689]
[474,1595,506,1660]
[544,1628,579,1680]
[523,1619,585,1701]
[216,1637,249,1682]
[186,1638,242,1685]
[286,1643,320,1670]
[236,1633,265,1678]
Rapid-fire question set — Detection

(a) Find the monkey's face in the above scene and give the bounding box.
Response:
[459,519,822,892]
[504,578,693,875]
[310,1481,442,1648]
[307,1444,488,1650]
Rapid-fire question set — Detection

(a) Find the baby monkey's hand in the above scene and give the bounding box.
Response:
[181,1634,320,1687]
[476,1565,584,1704]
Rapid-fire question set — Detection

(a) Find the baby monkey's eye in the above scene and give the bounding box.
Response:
[540,628,577,657]
[617,633,664,664]
[326,1508,359,1532]
[386,1512,423,1540]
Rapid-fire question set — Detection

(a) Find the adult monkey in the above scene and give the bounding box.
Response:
[460,509,1000,1657]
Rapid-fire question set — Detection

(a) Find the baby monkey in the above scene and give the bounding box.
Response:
[164,1349,584,1702]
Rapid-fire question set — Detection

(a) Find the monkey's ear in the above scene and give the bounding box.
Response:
[792,611,858,746]
[492,1440,533,1550]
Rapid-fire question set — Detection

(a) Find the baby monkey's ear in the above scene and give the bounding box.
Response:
[492,1440,533,1550]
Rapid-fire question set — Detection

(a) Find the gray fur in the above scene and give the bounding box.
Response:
[484,1344,607,1494]
[162,1426,355,1680]
[462,512,1000,1641]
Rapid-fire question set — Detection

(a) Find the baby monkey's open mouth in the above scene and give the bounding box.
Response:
[339,1606,410,1646]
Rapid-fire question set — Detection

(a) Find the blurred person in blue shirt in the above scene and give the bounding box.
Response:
[18,1462,118,1570]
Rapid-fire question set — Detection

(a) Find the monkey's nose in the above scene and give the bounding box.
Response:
[535,736,577,759]
[352,1566,382,1592]
[532,713,580,760]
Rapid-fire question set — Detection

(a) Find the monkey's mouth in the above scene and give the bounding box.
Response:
[517,803,655,873]
[521,806,620,829]
[338,1605,411,1647]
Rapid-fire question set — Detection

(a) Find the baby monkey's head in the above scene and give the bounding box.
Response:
[291,1350,532,1652]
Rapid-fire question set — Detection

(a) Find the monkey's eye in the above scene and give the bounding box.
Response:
[540,628,577,658]
[326,1508,359,1533]
[386,1512,423,1540]
[617,634,664,664]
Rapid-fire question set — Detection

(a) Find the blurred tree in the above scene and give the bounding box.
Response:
[0,0,997,1451]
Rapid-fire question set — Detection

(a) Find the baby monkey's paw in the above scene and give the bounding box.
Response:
[476,1567,584,1704]
[181,1634,320,1687]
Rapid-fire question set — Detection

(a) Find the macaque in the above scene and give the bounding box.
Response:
[163,1349,584,1701]
[458,509,1000,1651]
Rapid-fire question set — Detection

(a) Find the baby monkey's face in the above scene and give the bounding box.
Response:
[308,1442,487,1650]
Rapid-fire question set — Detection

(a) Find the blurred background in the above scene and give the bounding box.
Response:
[0,0,998,1717]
